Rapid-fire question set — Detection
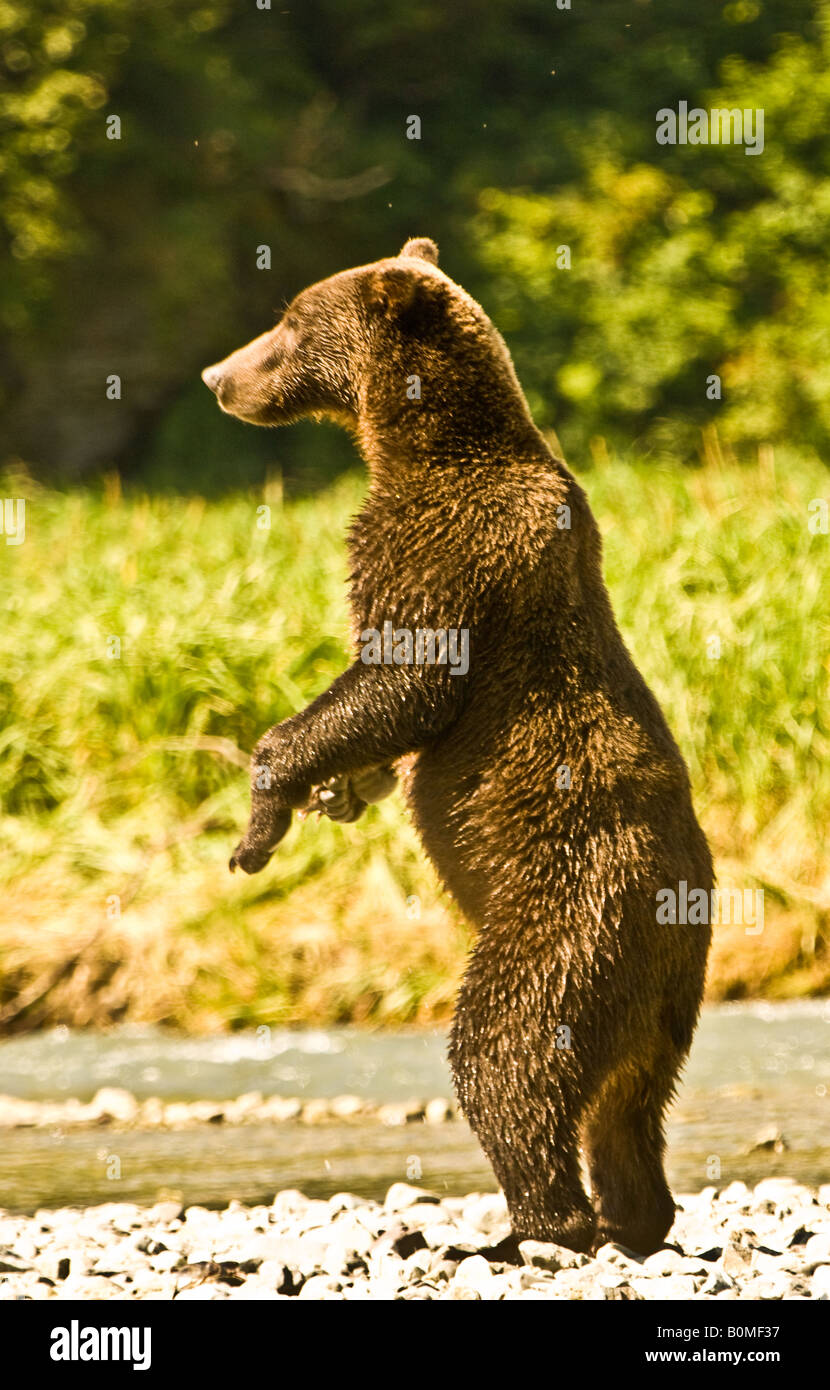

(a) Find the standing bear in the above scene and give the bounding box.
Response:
[202,238,713,1256]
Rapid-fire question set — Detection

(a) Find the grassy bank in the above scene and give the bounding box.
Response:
[1,447,828,1031]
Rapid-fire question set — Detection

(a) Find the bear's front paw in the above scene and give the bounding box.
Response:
[305,775,366,824]
[229,807,292,874]
[229,842,270,875]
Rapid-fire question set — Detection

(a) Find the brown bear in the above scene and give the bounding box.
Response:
[202,238,713,1257]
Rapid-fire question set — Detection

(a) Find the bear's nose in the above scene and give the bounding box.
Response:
[201,363,224,394]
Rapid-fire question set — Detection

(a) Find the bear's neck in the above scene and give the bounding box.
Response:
[356,367,543,477]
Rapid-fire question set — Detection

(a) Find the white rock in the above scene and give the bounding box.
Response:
[89,1243,133,1273]
[367,1277,403,1299]
[290,1199,331,1233]
[326,1192,363,1214]
[440,1197,467,1216]
[453,1255,493,1292]
[270,1190,310,1218]
[643,1248,707,1276]
[224,1282,286,1300]
[323,1218,374,1257]
[519,1239,589,1271]
[547,1268,604,1300]
[697,1269,735,1296]
[802,1233,830,1269]
[183,1205,214,1225]
[0,1096,43,1126]
[461,1193,508,1234]
[329,1095,364,1119]
[17,1277,55,1300]
[149,1250,181,1273]
[720,1181,752,1205]
[678,1187,718,1208]
[593,1242,644,1267]
[748,1249,786,1275]
[753,1177,798,1196]
[388,1203,454,1231]
[57,1275,125,1299]
[260,1096,302,1121]
[422,1221,480,1249]
[341,1282,375,1300]
[368,1253,407,1286]
[225,1092,264,1119]
[384,1183,439,1212]
[402,1248,432,1279]
[297,1275,343,1300]
[629,1275,698,1300]
[145,1201,183,1224]
[124,1269,175,1293]
[300,1099,330,1124]
[488,1271,524,1297]
[738,1273,792,1300]
[751,1179,815,1213]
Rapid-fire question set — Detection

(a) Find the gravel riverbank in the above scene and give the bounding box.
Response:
[1,1178,829,1301]
[0,1088,456,1130]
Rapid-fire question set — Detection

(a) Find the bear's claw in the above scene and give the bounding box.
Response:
[228,842,273,875]
[305,776,366,823]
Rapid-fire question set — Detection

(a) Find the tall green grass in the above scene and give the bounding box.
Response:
[1,447,828,1029]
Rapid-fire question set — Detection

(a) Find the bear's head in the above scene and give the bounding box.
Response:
[201,238,520,438]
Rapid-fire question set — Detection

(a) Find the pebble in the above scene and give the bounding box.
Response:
[749,1125,789,1154]
[802,1232,830,1269]
[0,1178,827,1300]
[462,1192,508,1235]
[519,1240,590,1272]
[629,1275,699,1300]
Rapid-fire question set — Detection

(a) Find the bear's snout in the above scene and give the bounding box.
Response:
[200,327,283,421]
[201,363,224,395]
[201,360,247,415]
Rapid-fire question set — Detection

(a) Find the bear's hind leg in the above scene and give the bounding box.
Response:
[449,941,598,1254]
[581,1061,678,1257]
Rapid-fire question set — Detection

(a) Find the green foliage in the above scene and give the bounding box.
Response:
[2,0,829,475]
[473,6,830,459]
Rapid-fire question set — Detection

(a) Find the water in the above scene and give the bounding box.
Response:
[0,1027,451,1104]
[0,1001,828,1213]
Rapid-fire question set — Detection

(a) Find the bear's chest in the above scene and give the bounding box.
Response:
[346,503,469,635]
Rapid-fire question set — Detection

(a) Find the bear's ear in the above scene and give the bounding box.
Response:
[364,265,422,317]
[399,237,439,266]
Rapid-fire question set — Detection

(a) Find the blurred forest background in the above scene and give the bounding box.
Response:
[1,0,829,1030]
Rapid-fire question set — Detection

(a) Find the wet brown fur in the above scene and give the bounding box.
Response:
[202,239,713,1255]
